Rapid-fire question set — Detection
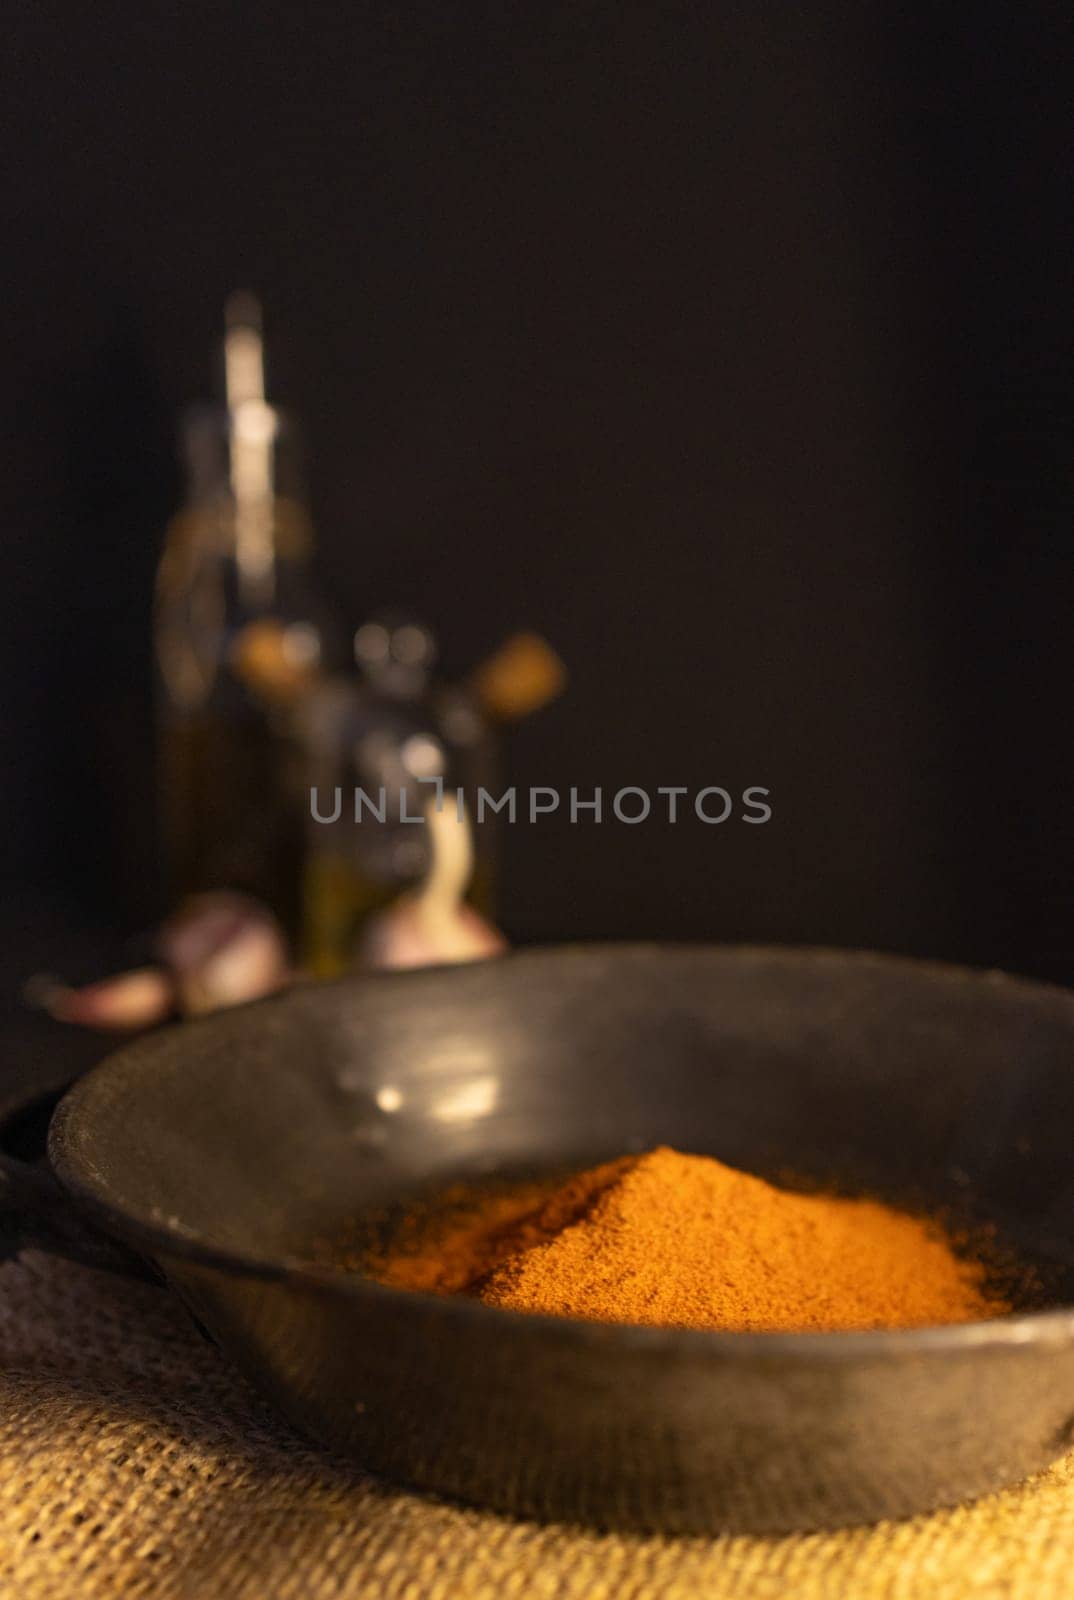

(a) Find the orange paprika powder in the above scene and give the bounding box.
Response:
[371,1146,1008,1332]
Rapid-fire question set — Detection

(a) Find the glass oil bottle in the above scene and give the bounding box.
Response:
[154,294,335,940]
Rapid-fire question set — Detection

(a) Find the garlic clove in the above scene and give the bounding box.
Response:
[360,899,506,971]
[158,892,290,1016]
[36,967,176,1031]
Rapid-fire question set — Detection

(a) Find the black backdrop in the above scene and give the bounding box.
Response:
[4,3,1074,976]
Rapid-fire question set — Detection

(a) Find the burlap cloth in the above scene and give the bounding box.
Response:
[1,1252,1073,1599]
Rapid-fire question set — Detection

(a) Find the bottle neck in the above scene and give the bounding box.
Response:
[178,403,315,613]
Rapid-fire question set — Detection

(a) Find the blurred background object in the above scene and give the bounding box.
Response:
[3,3,1074,983]
[300,616,565,974]
[155,299,543,977]
[24,891,291,1030]
[358,798,507,972]
[301,610,501,974]
[155,294,337,939]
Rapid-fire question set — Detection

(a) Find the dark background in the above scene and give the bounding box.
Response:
[4,2,1074,978]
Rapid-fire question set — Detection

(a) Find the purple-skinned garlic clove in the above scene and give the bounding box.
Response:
[158,892,290,1016]
[31,967,176,1031]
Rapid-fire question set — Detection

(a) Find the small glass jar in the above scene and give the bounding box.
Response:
[300,615,498,976]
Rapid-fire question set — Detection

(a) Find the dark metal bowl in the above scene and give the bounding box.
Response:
[37,945,1074,1533]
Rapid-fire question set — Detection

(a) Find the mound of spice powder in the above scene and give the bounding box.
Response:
[372,1147,1008,1332]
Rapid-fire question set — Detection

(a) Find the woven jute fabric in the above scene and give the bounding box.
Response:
[1,1253,1073,1599]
